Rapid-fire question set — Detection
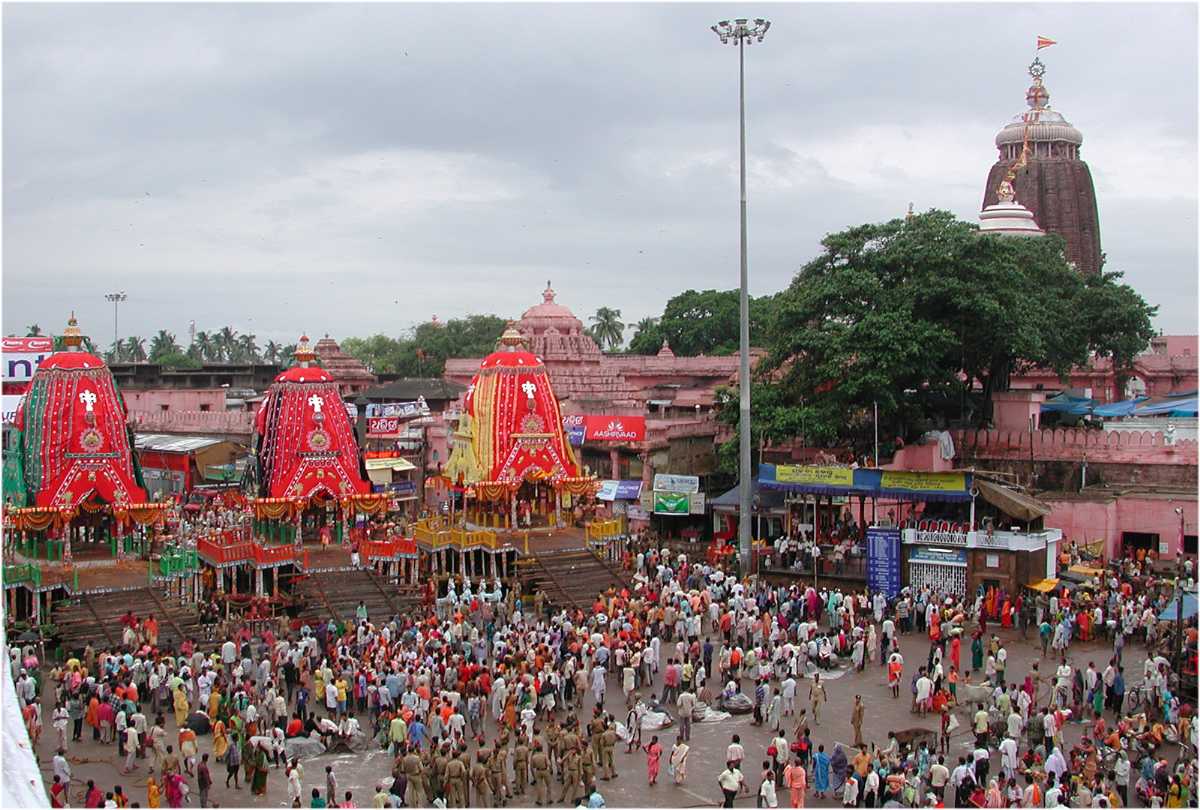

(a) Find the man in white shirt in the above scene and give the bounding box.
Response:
[915,671,933,715]
[998,735,1018,780]
[726,735,745,768]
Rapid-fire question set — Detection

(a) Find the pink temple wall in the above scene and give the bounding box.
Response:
[1043,495,1197,560]
[123,388,227,413]
[954,427,1198,466]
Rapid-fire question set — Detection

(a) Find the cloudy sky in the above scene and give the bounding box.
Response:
[4,3,1197,349]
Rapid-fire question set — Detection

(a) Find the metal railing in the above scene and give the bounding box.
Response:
[3,563,42,588]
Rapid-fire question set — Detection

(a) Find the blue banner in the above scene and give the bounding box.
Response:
[373,480,417,495]
[866,527,901,598]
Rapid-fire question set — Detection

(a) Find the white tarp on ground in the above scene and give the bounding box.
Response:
[2,629,47,807]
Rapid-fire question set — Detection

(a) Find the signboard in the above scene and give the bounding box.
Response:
[689,492,706,515]
[566,426,586,447]
[654,492,691,515]
[367,416,408,436]
[985,554,1000,569]
[2,337,52,385]
[365,399,430,419]
[627,506,648,521]
[2,394,22,426]
[561,414,647,443]
[596,480,644,501]
[653,473,700,494]
[880,471,966,493]
[907,546,968,566]
[775,465,855,487]
[344,403,358,419]
[866,527,901,598]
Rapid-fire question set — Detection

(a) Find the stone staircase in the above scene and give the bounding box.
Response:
[53,587,202,654]
[292,568,421,626]
[516,549,629,612]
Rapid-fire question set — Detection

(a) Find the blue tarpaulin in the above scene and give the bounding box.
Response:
[1158,593,1198,622]
[1040,393,1097,416]
[1092,397,1149,417]
[1133,394,1198,417]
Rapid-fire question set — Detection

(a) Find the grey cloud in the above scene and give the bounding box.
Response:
[4,3,1196,342]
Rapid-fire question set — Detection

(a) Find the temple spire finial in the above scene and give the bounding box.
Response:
[62,311,83,350]
[543,281,555,304]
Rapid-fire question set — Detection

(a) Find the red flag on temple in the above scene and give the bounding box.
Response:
[1036,36,1057,50]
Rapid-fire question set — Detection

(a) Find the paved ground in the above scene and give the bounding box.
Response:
[32,622,1176,808]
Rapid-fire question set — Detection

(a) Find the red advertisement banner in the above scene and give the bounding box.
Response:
[561,415,646,442]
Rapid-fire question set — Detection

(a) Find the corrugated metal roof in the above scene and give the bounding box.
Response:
[134,433,226,453]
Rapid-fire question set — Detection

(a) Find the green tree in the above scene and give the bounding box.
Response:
[588,307,625,351]
[122,335,147,363]
[278,344,298,368]
[189,331,214,362]
[25,324,41,337]
[237,333,260,363]
[735,209,1156,455]
[148,330,180,362]
[342,335,407,375]
[626,289,777,356]
[1076,270,1159,399]
[263,340,282,365]
[216,326,238,363]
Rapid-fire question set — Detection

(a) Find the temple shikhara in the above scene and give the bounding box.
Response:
[980,56,1102,273]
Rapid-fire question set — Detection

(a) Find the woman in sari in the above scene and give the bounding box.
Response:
[251,743,270,796]
[813,744,831,799]
[783,757,807,808]
[242,739,256,786]
[985,778,1004,808]
[950,635,962,673]
[669,736,689,785]
[644,735,663,786]
[1000,599,1013,630]
[146,776,161,809]
[971,633,984,673]
[503,692,517,730]
[164,772,185,809]
[829,745,849,794]
[211,719,229,761]
[172,687,189,728]
[207,684,221,720]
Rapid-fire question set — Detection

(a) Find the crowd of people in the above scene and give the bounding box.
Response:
[10,523,1198,809]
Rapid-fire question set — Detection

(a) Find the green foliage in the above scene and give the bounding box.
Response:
[737,209,1157,452]
[588,307,625,351]
[626,289,777,356]
[342,315,508,377]
[25,324,41,337]
[148,330,181,362]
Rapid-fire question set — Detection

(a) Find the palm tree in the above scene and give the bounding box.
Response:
[148,330,180,362]
[25,324,41,337]
[237,333,260,363]
[263,340,282,364]
[122,335,147,363]
[216,326,238,363]
[279,344,297,368]
[589,307,625,351]
[634,316,658,335]
[106,340,125,363]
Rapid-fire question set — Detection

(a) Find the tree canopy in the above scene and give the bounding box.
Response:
[720,210,1157,459]
[342,315,508,377]
[587,307,625,351]
[627,288,778,356]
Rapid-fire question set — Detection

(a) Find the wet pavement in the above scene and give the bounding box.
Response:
[32,622,1175,808]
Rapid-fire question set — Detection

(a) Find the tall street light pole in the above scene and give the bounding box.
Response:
[104,291,127,357]
[712,17,769,573]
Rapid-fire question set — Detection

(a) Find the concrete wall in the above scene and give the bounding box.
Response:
[1041,493,1198,559]
[124,388,227,412]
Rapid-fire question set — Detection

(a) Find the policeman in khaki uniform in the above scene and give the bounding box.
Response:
[545,721,561,777]
[530,740,551,806]
[488,743,509,806]
[588,713,606,765]
[512,738,531,796]
[470,751,492,808]
[443,749,468,808]
[431,742,449,803]
[579,743,596,794]
[402,746,426,808]
[600,722,619,780]
[557,747,582,804]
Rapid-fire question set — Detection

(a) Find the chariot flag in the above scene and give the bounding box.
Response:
[1036,36,1057,50]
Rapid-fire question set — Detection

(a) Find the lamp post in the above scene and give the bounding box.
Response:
[1174,507,1186,672]
[104,291,127,357]
[711,17,769,573]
